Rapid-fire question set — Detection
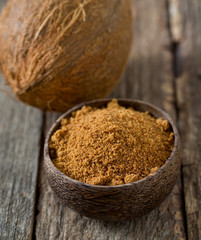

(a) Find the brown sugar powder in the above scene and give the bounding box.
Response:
[49,99,174,186]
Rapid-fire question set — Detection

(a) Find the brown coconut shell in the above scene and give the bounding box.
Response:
[0,0,132,111]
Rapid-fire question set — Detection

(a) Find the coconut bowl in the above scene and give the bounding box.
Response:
[44,98,181,221]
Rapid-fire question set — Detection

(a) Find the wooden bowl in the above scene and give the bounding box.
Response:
[44,99,181,221]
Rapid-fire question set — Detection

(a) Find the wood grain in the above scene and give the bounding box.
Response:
[0,72,43,236]
[171,0,201,239]
[35,0,186,239]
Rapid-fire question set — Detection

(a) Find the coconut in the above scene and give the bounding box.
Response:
[0,0,132,111]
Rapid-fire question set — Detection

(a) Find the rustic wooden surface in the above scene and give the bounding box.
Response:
[0,77,42,240]
[0,0,200,239]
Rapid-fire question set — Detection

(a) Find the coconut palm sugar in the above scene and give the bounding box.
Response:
[49,99,174,186]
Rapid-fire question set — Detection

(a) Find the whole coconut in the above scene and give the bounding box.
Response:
[0,0,132,111]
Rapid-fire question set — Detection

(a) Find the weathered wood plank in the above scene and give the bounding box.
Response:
[36,0,186,239]
[171,0,201,239]
[0,83,43,239]
[0,79,43,240]
[0,2,43,238]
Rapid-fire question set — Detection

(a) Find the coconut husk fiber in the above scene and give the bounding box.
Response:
[0,0,132,111]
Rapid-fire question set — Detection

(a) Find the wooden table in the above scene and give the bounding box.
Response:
[0,0,200,239]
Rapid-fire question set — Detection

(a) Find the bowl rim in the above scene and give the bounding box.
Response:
[44,98,181,189]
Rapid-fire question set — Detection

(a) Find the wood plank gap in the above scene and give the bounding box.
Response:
[173,43,189,240]
[32,112,46,240]
[171,42,189,240]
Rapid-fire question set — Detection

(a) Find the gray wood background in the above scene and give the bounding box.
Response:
[0,0,200,239]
